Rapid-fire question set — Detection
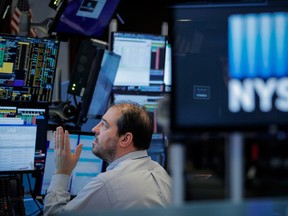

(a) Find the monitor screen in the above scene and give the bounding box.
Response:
[84,49,120,121]
[48,0,120,38]
[0,125,36,172]
[112,93,165,133]
[0,104,48,172]
[0,34,60,103]
[169,0,288,133]
[112,32,167,93]
[40,131,105,197]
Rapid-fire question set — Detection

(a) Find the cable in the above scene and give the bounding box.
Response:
[25,174,43,215]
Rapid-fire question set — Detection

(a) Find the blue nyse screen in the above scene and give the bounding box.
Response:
[170,0,288,132]
[228,12,288,113]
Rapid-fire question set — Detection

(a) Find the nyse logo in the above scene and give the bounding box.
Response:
[228,12,288,112]
[229,78,288,112]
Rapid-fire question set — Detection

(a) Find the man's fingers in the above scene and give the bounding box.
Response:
[58,127,64,151]
[64,130,71,153]
[74,143,83,161]
[55,127,60,150]
[54,130,57,149]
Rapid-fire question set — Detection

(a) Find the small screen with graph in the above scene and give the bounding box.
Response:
[0,34,60,103]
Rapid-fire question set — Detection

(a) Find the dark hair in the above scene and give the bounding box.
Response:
[111,101,153,150]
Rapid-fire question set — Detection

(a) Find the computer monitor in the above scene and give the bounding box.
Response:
[39,131,105,197]
[0,34,60,103]
[112,93,165,134]
[0,104,48,172]
[169,0,288,133]
[112,32,167,93]
[48,0,120,38]
[82,49,120,122]
[70,47,120,126]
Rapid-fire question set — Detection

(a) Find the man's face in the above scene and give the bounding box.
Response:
[91,106,122,163]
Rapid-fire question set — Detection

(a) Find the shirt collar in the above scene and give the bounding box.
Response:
[106,150,148,171]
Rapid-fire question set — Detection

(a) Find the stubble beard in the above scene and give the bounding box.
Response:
[92,139,117,164]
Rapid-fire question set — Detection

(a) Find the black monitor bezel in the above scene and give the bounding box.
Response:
[168,0,288,136]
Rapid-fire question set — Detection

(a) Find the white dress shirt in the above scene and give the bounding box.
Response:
[44,150,171,215]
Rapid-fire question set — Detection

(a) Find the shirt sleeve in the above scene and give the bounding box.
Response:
[43,174,111,215]
[43,174,71,216]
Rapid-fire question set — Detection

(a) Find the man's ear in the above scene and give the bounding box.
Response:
[119,132,133,148]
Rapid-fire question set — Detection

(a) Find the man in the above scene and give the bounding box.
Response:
[44,102,171,215]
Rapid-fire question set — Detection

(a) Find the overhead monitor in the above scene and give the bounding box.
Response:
[0,34,60,104]
[169,0,288,133]
[0,104,48,172]
[48,0,120,38]
[112,32,167,93]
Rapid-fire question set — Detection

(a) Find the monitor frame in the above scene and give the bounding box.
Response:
[0,102,49,174]
[48,0,120,39]
[111,31,168,94]
[168,0,288,136]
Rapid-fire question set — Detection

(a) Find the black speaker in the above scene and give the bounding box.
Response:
[68,40,98,96]
[49,101,76,121]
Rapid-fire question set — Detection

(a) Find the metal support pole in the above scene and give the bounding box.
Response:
[169,143,185,206]
[228,132,244,203]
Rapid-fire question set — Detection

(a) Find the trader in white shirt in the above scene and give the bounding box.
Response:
[44,101,171,215]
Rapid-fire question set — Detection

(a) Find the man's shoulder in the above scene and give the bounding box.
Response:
[98,157,170,181]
